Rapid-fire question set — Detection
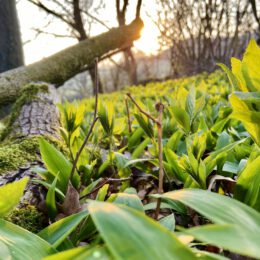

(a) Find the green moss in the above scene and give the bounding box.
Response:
[0,83,49,141]
[5,205,48,233]
[0,137,39,174]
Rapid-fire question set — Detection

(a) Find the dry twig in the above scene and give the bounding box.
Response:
[70,58,99,180]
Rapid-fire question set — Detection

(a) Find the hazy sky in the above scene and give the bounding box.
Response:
[17,0,160,65]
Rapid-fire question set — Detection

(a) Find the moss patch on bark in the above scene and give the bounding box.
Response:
[0,83,49,141]
[0,137,39,174]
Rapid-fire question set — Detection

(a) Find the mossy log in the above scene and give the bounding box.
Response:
[0,84,62,229]
[0,18,143,108]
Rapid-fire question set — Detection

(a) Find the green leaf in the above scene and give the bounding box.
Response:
[229,94,260,146]
[134,113,154,138]
[46,174,59,220]
[172,106,190,134]
[131,137,150,159]
[159,214,175,231]
[96,184,109,201]
[241,39,260,92]
[43,245,112,260]
[234,155,260,211]
[185,86,196,120]
[98,103,114,135]
[155,189,260,258]
[204,138,246,175]
[128,128,144,150]
[0,177,28,218]
[0,219,56,260]
[164,148,186,182]
[88,201,197,259]
[123,158,151,168]
[112,190,144,212]
[186,224,260,259]
[38,210,88,248]
[39,138,72,193]
[217,63,239,91]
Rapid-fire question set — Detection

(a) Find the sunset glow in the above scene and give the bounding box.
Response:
[134,23,161,55]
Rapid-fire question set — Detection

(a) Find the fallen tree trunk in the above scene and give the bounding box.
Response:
[0,83,62,231]
[0,18,143,108]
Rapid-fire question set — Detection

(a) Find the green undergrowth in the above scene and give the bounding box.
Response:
[5,205,48,233]
[0,135,69,174]
[0,137,39,174]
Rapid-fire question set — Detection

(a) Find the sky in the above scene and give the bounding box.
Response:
[17,0,161,65]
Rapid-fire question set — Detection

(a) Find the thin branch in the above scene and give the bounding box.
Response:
[70,58,99,180]
[27,0,75,27]
[126,93,160,125]
[79,177,132,200]
[154,102,164,220]
[81,9,111,30]
[31,28,74,39]
[125,98,132,133]
[135,0,142,19]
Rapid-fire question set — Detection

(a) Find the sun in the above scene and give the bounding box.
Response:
[134,22,160,55]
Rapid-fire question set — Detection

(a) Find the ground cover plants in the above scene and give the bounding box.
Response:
[0,40,260,260]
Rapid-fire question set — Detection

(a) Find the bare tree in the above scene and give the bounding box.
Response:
[0,0,24,73]
[27,0,107,93]
[249,0,260,42]
[115,0,142,85]
[155,0,255,76]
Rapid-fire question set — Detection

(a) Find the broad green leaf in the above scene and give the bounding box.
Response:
[123,158,151,168]
[0,177,28,218]
[241,39,260,92]
[43,245,111,260]
[172,106,190,134]
[128,128,144,150]
[131,137,150,159]
[157,189,260,230]
[164,148,186,182]
[39,138,72,193]
[231,58,247,91]
[88,201,197,259]
[0,219,56,260]
[0,241,11,260]
[112,190,144,212]
[134,113,154,138]
[185,86,196,120]
[234,155,260,211]
[159,214,175,231]
[98,103,114,135]
[46,174,58,220]
[38,210,88,248]
[144,201,187,214]
[186,224,260,259]
[204,138,246,175]
[217,63,239,91]
[96,184,109,201]
[229,93,260,146]
[155,189,260,258]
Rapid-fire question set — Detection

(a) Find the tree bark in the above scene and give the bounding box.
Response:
[0,0,24,72]
[0,83,61,214]
[0,18,143,108]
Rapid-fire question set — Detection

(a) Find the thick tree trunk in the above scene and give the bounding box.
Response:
[0,0,24,72]
[0,83,61,228]
[0,18,143,108]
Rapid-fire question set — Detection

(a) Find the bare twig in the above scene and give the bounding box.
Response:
[154,102,164,220]
[125,98,132,133]
[126,93,160,125]
[126,94,164,219]
[70,58,99,180]
[79,176,132,200]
